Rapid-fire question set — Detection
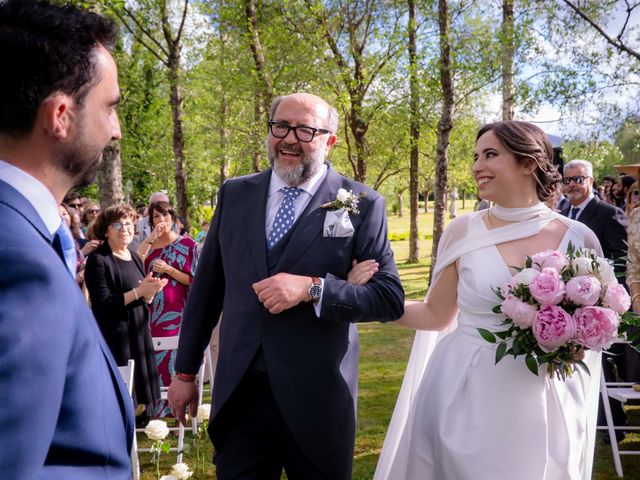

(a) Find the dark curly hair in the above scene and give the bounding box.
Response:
[93,205,136,240]
[148,201,176,228]
[477,121,561,202]
[0,0,117,136]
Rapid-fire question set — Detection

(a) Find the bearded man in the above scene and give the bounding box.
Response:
[168,92,404,480]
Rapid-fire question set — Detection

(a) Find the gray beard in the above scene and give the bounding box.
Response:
[267,140,325,187]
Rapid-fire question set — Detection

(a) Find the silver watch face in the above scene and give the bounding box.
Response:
[309,283,322,301]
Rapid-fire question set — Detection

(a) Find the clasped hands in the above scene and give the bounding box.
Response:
[136,271,168,302]
[252,259,379,314]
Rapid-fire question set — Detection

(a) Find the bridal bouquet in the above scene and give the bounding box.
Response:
[478,242,639,380]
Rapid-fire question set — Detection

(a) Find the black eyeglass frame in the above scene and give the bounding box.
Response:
[268,120,331,143]
[562,175,590,185]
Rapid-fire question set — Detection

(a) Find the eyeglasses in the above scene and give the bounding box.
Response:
[86,208,100,214]
[110,222,135,231]
[68,203,82,209]
[268,121,331,143]
[562,175,590,185]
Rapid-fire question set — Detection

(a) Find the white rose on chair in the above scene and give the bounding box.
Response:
[197,404,211,423]
[144,419,169,441]
[171,463,193,479]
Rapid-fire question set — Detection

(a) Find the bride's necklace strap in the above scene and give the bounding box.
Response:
[489,203,554,221]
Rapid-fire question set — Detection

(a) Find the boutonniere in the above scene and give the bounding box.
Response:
[321,188,367,215]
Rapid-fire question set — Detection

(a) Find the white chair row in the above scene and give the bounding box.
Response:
[598,374,640,477]
[117,336,213,479]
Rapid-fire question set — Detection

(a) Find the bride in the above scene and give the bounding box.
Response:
[367,121,603,479]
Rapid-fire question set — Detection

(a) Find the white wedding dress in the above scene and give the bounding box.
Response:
[375,207,603,480]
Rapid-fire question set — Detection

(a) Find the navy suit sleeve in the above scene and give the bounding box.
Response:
[175,184,226,374]
[0,247,70,477]
[603,207,628,277]
[320,194,404,323]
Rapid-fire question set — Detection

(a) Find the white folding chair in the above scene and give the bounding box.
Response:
[136,336,207,464]
[117,360,140,480]
[597,374,640,477]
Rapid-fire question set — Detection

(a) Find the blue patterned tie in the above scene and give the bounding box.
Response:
[53,222,77,274]
[267,187,303,249]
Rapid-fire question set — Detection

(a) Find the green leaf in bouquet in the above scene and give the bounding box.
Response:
[575,360,591,377]
[492,305,503,314]
[512,338,522,355]
[525,256,532,269]
[492,286,505,300]
[495,342,508,364]
[477,328,496,343]
[511,265,523,272]
[567,241,575,256]
[536,351,557,363]
[495,330,511,340]
[525,354,539,375]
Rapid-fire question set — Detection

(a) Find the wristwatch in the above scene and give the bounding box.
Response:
[307,276,322,303]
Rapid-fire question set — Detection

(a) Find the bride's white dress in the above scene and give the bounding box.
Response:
[375,209,603,480]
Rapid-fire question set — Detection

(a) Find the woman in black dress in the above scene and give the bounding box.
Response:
[85,205,167,409]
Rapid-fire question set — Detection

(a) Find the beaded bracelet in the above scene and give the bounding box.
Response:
[175,372,197,383]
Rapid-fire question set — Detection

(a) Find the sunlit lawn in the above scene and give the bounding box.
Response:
[137,201,639,479]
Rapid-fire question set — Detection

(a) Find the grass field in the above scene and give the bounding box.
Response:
[138,202,640,479]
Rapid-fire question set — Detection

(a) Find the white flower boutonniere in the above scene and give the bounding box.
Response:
[321,188,367,215]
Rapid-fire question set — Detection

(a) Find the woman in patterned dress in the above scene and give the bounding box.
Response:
[136,201,198,417]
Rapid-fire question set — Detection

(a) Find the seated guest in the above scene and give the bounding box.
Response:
[85,205,166,410]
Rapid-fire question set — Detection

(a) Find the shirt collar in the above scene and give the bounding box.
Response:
[269,163,328,198]
[0,159,61,235]
[573,192,594,212]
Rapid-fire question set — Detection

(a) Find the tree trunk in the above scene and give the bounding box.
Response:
[218,14,230,185]
[424,190,429,213]
[397,192,403,218]
[407,0,420,263]
[252,95,263,172]
[502,0,515,120]
[350,98,369,182]
[245,0,273,109]
[462,189,466,209]
[167,50,189,230]
[431,0,455,283]
[98,140,124,207]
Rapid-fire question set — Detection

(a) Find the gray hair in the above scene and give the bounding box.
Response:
[148,191,169,204]
[269,94,339,134]
[564,159,593,177]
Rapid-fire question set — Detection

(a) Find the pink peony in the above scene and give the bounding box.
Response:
[574,306,620,350]
[532,249,569,273]
[529,268,566,305]
[565,275,602,306]
[602,283,631,315]
[532,305,576,351]
[501,294,538,328]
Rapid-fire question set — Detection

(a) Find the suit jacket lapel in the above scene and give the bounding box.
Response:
[275,165,343,273]
[244,170,271,280]
[577,197,598,225]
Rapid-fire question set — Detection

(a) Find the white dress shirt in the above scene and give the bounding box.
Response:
[0,159,61,235]
[570,192,594,220]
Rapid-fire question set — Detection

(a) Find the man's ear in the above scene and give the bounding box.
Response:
[325,133,338,152]
[40,93,74,141]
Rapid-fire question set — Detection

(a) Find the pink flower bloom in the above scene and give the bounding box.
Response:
[565,275,602,306]
[602,283,631,315]
[529,267,566,305]
[501,294,538,328]
[533,305,576,351]
[574,306,620,350]
[532,249,569,273]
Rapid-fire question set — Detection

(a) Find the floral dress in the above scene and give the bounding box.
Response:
[145,236,198,417]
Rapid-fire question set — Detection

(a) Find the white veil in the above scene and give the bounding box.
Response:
[374,204,603,480]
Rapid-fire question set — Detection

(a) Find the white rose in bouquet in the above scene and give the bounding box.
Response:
[571,256,594,276]
[512,268,539,286]
[144,419,169,441]
[197,404,211,423]
[160,476,178,480]
[596,257,617,286]
[171,463,193,480]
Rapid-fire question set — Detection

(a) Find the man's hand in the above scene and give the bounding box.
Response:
[167,377,199,427]
[252,272,310,314]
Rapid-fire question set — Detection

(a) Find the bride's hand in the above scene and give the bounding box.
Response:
[347,259,378,285]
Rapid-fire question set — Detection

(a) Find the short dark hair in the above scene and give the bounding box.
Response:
[148,201,177,228]
[93,204,136,240]
[0,0,117,136]
[620,174,637,191]
[602,175,616,184]
[477,121,561,202]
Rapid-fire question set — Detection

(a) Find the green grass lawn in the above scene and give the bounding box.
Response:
[137,202,640,479]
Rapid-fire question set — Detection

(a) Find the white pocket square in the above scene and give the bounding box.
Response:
[323,208,354,238]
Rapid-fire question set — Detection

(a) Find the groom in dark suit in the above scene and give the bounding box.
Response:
[0,1,134,478]
[169,93,404,479]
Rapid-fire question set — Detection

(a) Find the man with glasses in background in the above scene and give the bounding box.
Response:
[560,158,630,442]
[169,92,404,480]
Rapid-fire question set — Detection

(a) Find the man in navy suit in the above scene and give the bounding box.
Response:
[168,93,404,479]
[561,158,631,441]
[0,1,134,478]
